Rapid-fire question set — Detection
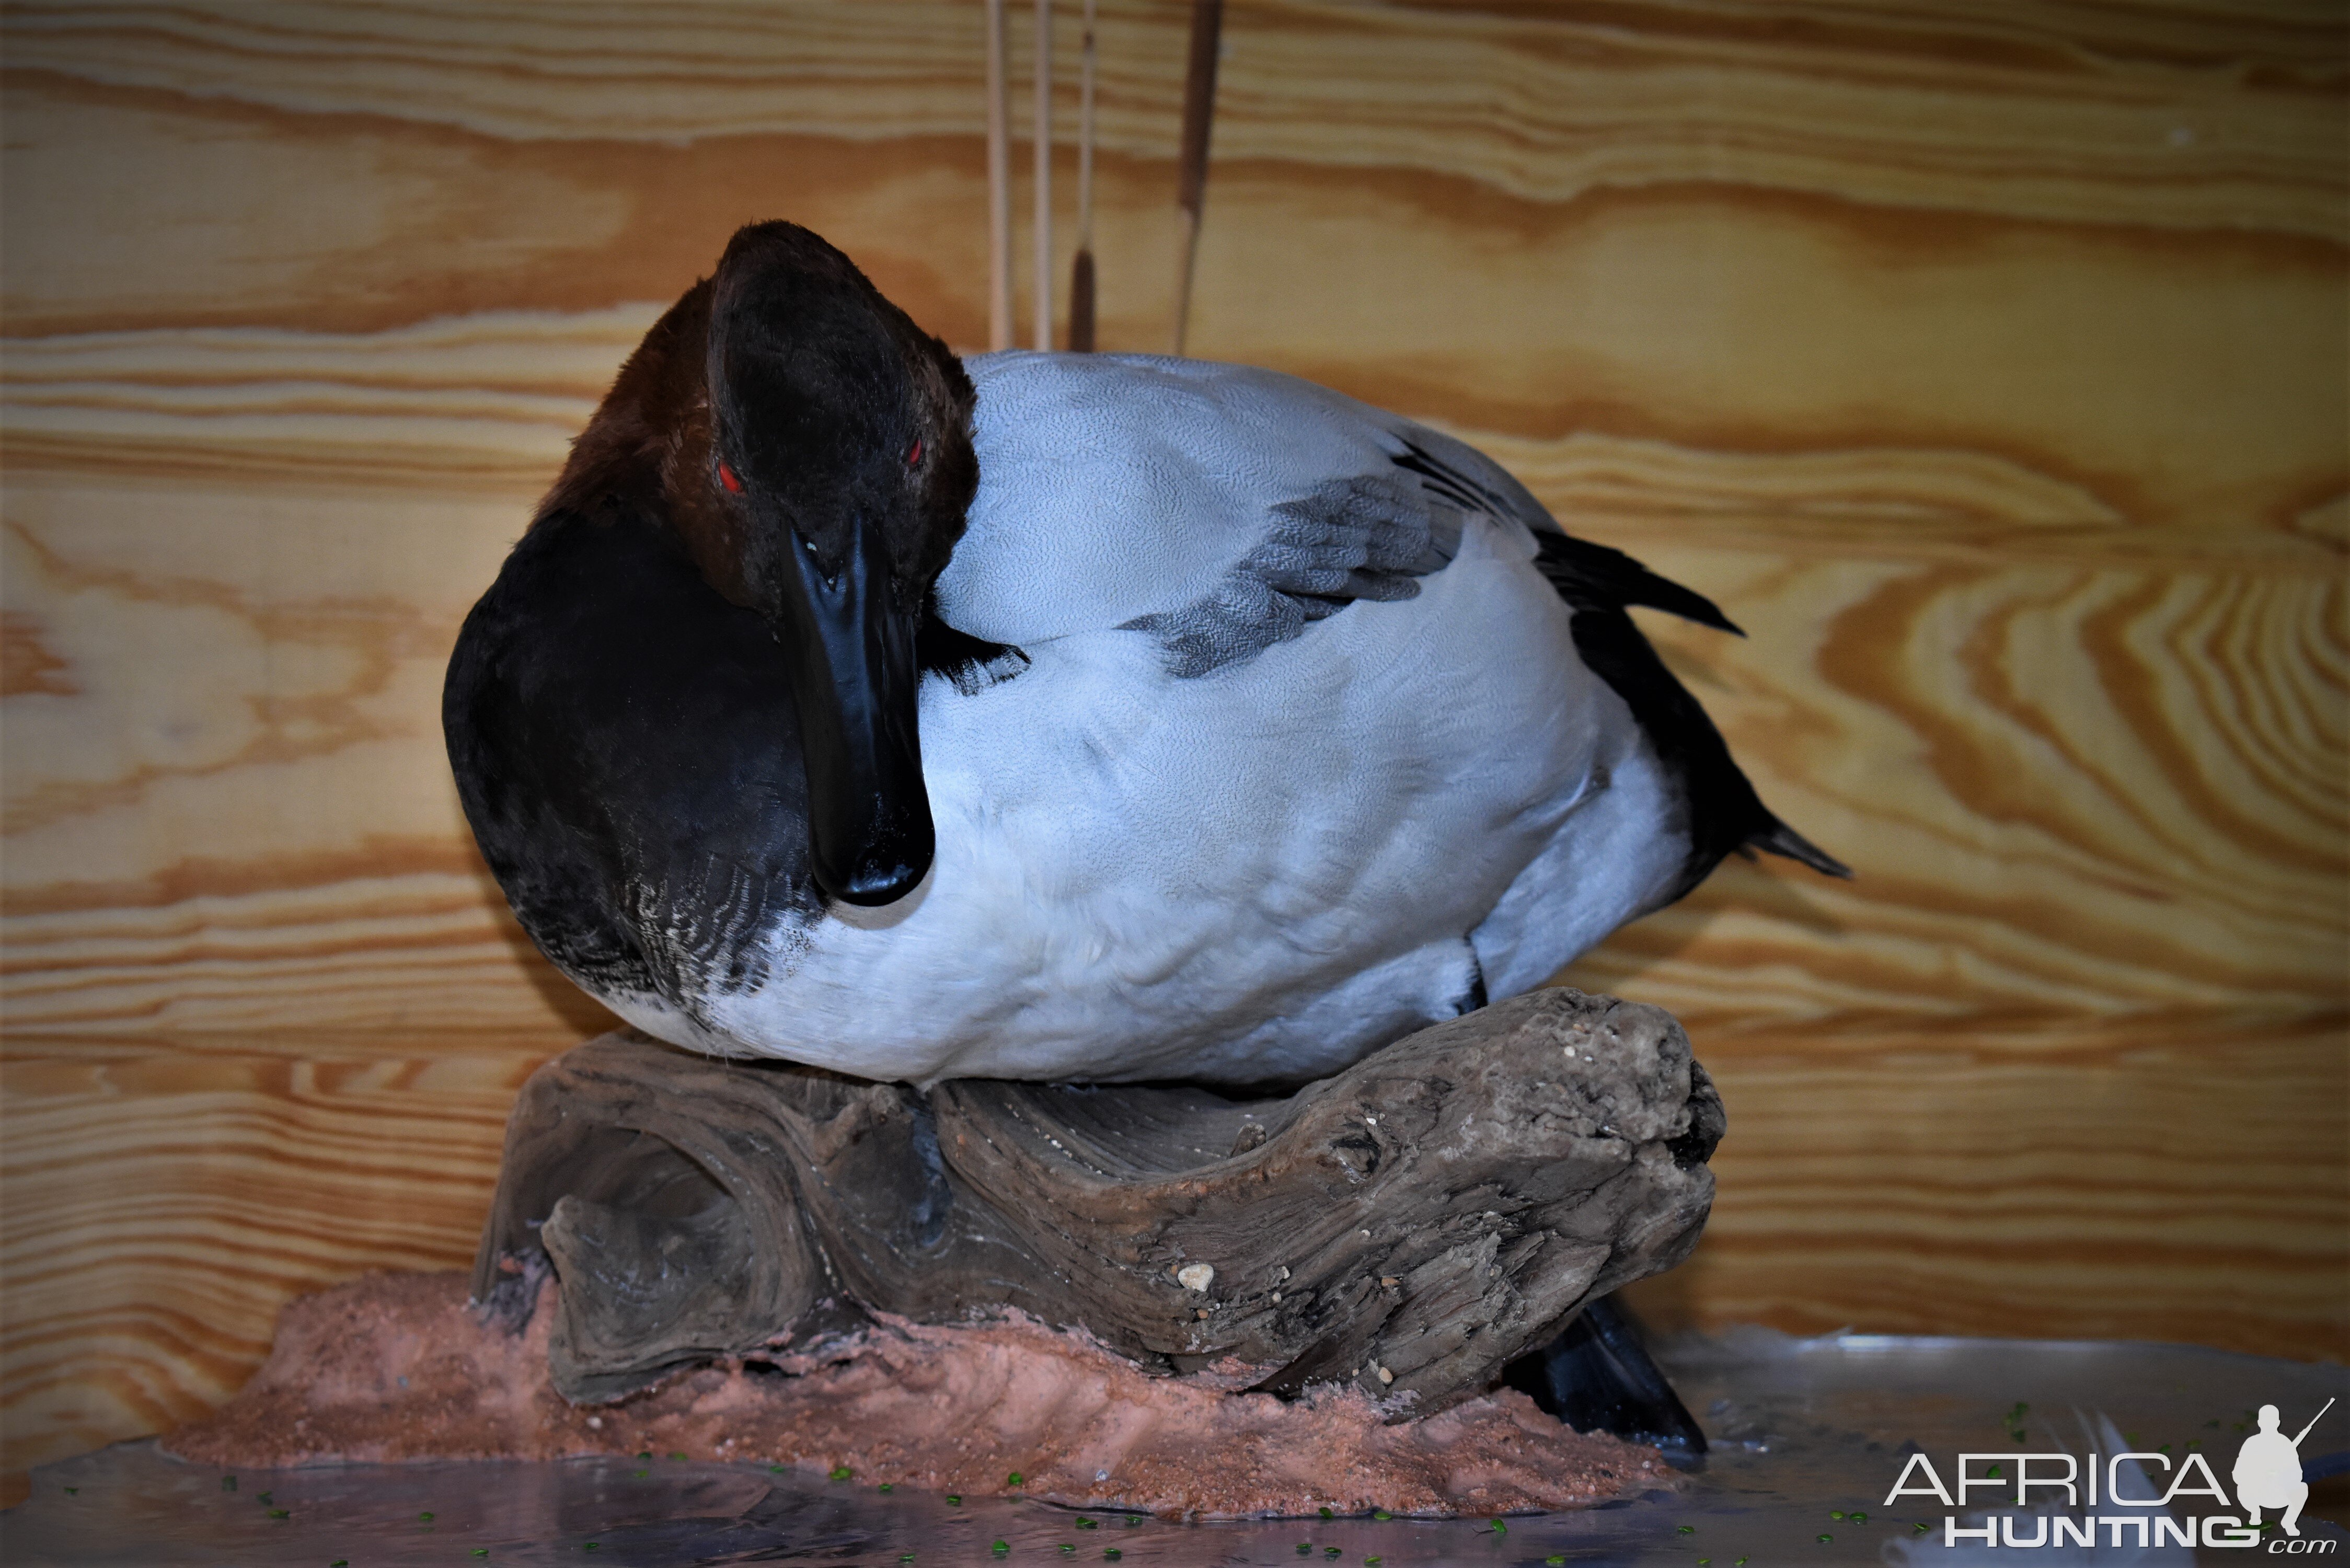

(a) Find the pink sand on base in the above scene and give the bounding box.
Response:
[164,1271,1668,1520]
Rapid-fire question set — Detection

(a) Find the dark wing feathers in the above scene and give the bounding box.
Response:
[1122,470,1454,678]
[1390,441,1849,895]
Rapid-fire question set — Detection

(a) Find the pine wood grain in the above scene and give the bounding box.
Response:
[1621,1012,2348,1354]
[0,1035,545,1481]
[2,0,2342,1493]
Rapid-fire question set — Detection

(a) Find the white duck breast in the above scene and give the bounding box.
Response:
[612,353,1693,1085]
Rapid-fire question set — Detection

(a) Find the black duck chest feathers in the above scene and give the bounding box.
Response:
[442,509,819,1017]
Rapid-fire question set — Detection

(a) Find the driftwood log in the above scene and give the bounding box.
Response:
[473,988,1723,1415]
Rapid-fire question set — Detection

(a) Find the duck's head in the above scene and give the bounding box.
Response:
[565,222,978,908]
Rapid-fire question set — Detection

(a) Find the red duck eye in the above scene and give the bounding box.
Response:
[719,463,742,494]
[907,439,923,467]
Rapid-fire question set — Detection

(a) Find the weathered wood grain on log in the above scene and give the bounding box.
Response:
[472,989,1723,1414]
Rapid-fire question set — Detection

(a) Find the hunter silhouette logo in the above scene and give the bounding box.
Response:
[2237,1399,2332,1539]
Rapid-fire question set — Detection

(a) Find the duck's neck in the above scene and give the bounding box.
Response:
[536,279,759,610]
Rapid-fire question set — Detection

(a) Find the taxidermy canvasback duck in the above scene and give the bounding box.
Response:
[445,222,1846,1085]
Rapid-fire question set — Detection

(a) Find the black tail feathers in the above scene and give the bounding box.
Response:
[1746,817,1852,880]
[1530,528,1850,895]
[1531,531,1742,636]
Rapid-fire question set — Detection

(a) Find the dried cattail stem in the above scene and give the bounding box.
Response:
[1032,0,1053,351]
[1070,0,1098,352]
[985,0,1014,350]
[1170,0,1221,354]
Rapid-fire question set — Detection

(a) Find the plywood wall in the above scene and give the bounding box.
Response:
[3,0,2343,1492]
